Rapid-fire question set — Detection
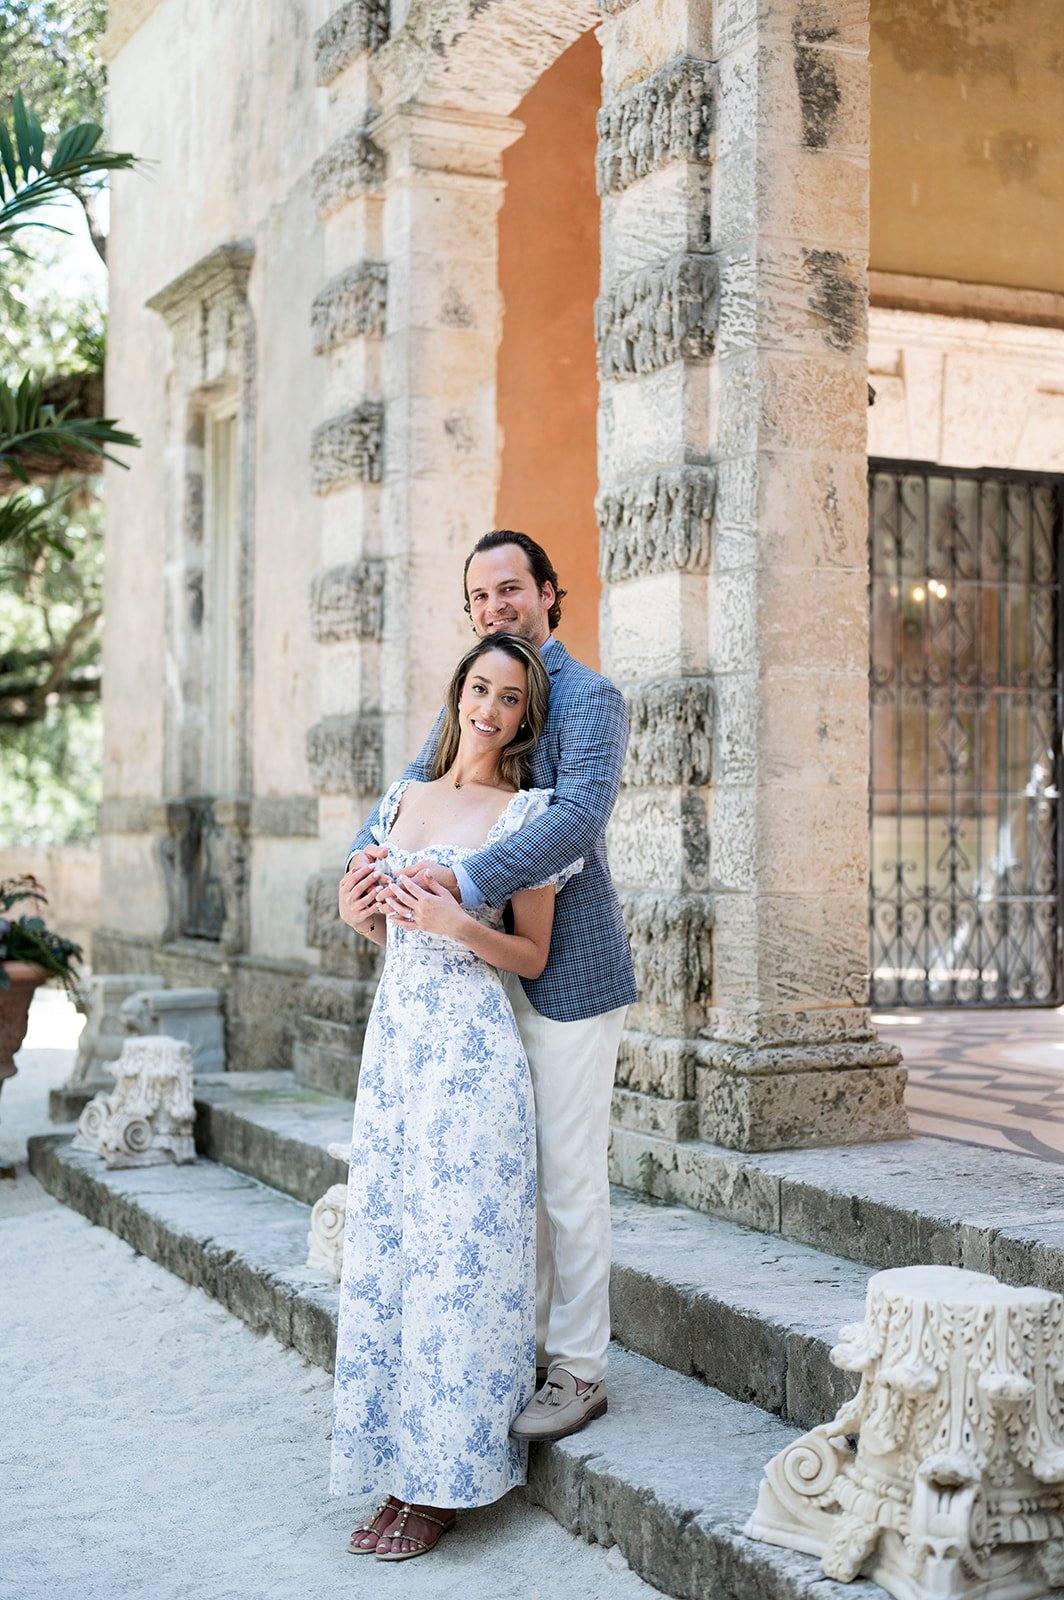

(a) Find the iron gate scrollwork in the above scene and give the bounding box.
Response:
[869,461,1064,1007]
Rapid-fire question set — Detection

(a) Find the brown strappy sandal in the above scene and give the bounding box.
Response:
[374,1502,456,1562]
[346,1495,403,1554]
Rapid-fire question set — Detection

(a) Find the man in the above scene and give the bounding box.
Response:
[339,530,636,1441]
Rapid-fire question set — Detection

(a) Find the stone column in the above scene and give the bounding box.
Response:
[595,1,718,1150]
[703,0,905,1146]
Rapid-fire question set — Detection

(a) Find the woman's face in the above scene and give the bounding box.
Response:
[457,649,529,756]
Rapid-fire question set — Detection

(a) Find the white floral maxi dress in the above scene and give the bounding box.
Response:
[330,783,566,1509]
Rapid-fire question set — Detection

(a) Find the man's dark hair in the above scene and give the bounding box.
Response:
[462,530,567,631]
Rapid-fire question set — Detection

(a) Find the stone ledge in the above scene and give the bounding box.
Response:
[597,465,715,582]
[625,677,712,787]
[596,252,718,378]
[193,1073,349,1207]
[311,262,387,354]
[305,713,382,795]
[314,0,389,85]
[616,1029,700,1100]
[311,126,384,220]
[699,1064,909,1151]
[310,404,384,492]
[612,1085,698,1141]
[309,559,385,642]
[597,54,716,197]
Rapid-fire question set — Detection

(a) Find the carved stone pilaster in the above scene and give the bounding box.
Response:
[597,466,714,582]
[596,252,718,377]
[305,713,382,795]
[311,126,385,220]
[621,891,712,1016]
[624,678,712,788]
[314,1,390,84]
[596,55,716,197]
[747,1266,1064,1600]
[311,263,387,355]
[310,560,385,642]
[72,1035,196,1168]
[310,404,384,492]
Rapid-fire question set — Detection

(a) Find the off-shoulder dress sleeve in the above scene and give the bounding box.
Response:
[486,789,583,890]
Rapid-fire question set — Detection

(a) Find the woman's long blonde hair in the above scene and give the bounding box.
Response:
[432,633,550,792]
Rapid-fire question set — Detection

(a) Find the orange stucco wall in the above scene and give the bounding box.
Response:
[495,30,602,670]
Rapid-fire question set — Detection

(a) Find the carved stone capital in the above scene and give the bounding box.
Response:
[72,1035,196,1168]
[625,678,713,788]
[314,1,390,84]
[311,127,385,220]
[310,560,385,642]
[747,1265,1064,1600]
[621,890,712,1016]
[305,713,382,795]
[597,466,715,583]
[596,252,718,378]
[597,55,716,197]
[311,263,387,355]
[310,404,384,492]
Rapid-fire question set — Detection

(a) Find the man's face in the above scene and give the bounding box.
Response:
[465,545,554,649]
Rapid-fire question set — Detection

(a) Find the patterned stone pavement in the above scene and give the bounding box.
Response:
[881,1007,1064,1165]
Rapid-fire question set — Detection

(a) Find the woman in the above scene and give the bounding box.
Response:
[330,632,577,1561]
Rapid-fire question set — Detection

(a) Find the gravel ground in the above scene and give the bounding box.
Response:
[2,993,656,1600]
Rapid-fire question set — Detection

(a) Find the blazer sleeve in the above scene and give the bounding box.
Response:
[459,678,628,907]
[344,709,443,866]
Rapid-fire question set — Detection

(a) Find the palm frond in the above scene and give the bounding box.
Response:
[0,94,138,244]
[0,373,140,478]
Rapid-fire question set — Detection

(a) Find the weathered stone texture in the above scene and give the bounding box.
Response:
[597,55,716,197]
[311,263,387,354]
[596,253,718,377]
[311,128,384,220]
[609,789,710,892]
[616,1029,699,1101]
[698,1063,909,1152]
[622,891,712,1014]
[597,466,714,582]
[612,1085,698,1141]
[310,404,383,492]
[305,713,382,795]
[310,560,385,642]
[314,1,389,84]
[625,677,712,787]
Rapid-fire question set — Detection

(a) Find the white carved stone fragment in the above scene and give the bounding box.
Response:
[120,986,225,1074]
[306,1141,351,1281]
[72,1035,196,1169]
[745,1265,1064,1600]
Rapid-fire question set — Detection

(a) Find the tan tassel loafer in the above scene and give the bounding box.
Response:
[509,1367,607,1442]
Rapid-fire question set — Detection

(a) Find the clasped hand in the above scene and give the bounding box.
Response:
[338,847,462,936]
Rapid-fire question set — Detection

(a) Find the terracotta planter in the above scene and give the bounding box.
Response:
[0,962,48,1090]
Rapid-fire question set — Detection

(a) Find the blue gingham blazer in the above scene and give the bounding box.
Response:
[347,638,637,1023]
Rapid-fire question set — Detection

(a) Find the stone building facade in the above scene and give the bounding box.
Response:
[97,0,1064,1186]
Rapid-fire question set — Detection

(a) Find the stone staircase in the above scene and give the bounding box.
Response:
[29,1073,1064,1600]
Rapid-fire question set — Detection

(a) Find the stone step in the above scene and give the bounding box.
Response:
[610,1123,1064,1294]
[26,1131,876,1600]
[189,1071,869,1427]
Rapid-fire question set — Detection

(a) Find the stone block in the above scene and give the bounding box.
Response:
[304,870,380,970]
[602,569,709,681]
[314,1,389,85]
[758,565,868,675]
[715,32,868,161]
[597,465,714,582]
[698,1063,908,1152]
[596,54,716,196]
[309,559,385,642]
[310,262,387,354]
[712,0,869,60]
[615,1028,700,1100]
[610,787,709,892]
[611,1085,698,1141]
[305,713,381,796]
[65,972,168,1088]
[714,349,867,458]
[311,126,385,220]
[621,889,713,1028]
[711,890,870,1011]
[596,251,718,377]
[624,675,713,786]
[711,672,758,786]
[710,785,870,897]
[120,986,226,1074]
[600,362,710,479]
[602,163,713,280]
[712,145,869,256]
[310,404,384,492]
[716,243,866,360]
[758,670,867,786]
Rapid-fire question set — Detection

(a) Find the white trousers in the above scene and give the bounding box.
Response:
[502,972,627,1385]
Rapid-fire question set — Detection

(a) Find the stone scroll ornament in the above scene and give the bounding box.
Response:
[745,1266,1064,1600]
[72,1035,196,1169]
[306,1142,351,1280]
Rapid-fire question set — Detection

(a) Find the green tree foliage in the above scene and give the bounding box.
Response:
[0,2,108,137]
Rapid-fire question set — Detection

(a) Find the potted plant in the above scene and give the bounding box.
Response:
[0,874,83,1100]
